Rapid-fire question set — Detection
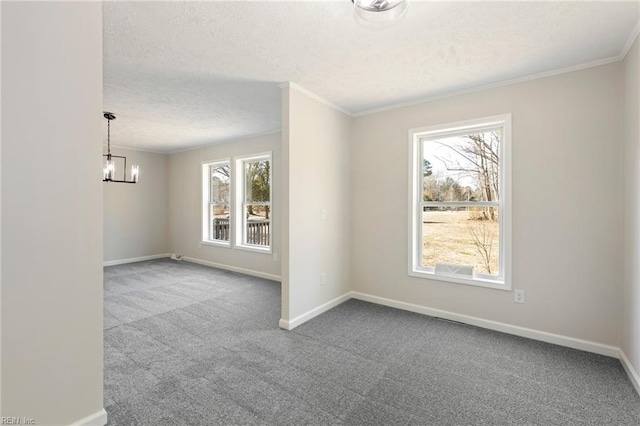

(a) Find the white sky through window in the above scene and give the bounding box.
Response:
[423,136,478,189]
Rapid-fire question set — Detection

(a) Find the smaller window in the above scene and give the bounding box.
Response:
[235,154,272,252]
[202,160,230,246]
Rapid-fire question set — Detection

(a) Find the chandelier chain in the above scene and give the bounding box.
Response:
[107,118,111,156]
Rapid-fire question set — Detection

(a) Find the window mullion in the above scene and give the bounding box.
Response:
[421,201,500,208]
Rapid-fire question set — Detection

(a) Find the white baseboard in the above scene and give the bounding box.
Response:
[280,292,351,330]
[103,253,170,267]
[183,256,281,282]
[620,350,640,396]
[350,291,620,358]
[69,408,107,426]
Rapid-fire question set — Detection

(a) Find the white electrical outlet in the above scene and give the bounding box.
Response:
[514,289,525,304]
[321,272,326,286]
[273,253,278,261]
[321,208,327,220]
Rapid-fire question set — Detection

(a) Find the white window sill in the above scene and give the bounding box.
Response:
[201,240,230,248]
[235,244,272,255]
[409,269,511,291]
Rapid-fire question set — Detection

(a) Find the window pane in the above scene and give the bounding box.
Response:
[422,207,499,276]
[210,164,230,203]
[423,130,500,202]
[245,204,270,246]
[245,160,270,203]
[210,204,230,241]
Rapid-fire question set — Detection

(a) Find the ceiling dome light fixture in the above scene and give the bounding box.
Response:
[103,112,139,183]
[352,0,408,22]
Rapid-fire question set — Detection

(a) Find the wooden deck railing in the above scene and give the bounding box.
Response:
[246,220,269,246]
[213,219,269,246]
[214,219,230,242]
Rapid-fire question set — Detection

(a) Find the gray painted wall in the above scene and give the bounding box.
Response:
[623,35,640,382]
[168,133,282,279]
[103,148,168,262]
[1,2,104,423]
[282,87,352,323]
[350,62,624,347]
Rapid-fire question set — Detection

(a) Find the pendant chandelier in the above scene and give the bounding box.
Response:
[352,0,408,22]
[102,112,139,183]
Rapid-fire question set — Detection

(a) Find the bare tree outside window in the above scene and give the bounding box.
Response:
[245,160,270,219]
[209,163,230,241]
[242,157,271,247]
[422,130,501,276]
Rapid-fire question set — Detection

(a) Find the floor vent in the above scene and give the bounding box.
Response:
[435,317,466,326]
[435,263,474,277]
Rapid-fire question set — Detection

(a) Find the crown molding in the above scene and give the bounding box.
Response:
[279,81,354,117]
[167,129,282,155]
[102,144,168,155]
[353,55,623,117]
[620,19,640,60]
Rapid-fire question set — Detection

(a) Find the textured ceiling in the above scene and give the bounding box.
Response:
[103,1,639,152]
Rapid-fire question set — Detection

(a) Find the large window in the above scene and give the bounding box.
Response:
[201,153,272,252]
[409,115,511,289]
[236,154,272,251]
[202,160,231,245]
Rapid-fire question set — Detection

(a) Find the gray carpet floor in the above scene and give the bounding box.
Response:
[104,259,640,425]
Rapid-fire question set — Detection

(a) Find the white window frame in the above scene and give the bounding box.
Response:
[408,114,512,290]
[234,152,272,253]
[201,159,231,247]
